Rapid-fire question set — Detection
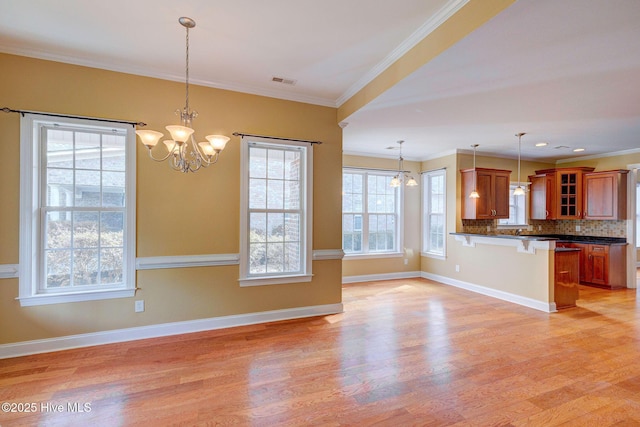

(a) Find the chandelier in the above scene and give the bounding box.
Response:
[135,17,230,173]
[390,140,418,187]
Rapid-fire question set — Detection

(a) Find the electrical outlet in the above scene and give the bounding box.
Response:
[404,258,409,265]
[135,300,145,313]
[486,225,491,232]
[575,225,581,232]
[455,264,460,272]
[538,225,542,231]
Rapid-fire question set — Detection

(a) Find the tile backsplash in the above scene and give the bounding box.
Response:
[462,219,627,238]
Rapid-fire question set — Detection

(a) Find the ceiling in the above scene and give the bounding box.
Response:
[1,0,639,163]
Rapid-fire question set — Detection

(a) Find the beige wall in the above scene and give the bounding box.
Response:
[342,155,421,277]
[0,53,343,345]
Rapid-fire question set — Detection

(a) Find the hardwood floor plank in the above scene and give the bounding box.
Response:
[2,279,640,425]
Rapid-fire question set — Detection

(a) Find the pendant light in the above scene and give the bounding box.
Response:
[469,144,480,199]
[513,133,526,196]
[390,140,418,188]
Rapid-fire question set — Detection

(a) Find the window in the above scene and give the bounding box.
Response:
[239,136,312,286]
[498,184,527,227]
[342,169,401,257]
[19,114,136,306]
[422,169,446,257]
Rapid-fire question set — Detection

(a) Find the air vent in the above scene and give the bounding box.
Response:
[271,76,297,85]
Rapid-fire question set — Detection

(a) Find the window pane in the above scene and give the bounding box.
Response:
[284,213,300,242]
[250,212,267,242]
[75,170,101,207]
[101,212,124,247]
[102,134,126,171]
[249,243,267,274]
[267,149,284,179]
[73,211,99,248]
[284,242,300,271]
[46,169,74,207]
[100,248,123,284]
[102,171,125,207]
[250,148,267,178]
[75,132,101,170]
[46,211,72,249]
[267,179,284,209]
[73,249,99,286]
[267,213,285,242]
[46,130,74,169]
[266,243,284,273]
[284,180,300,210]
[249,178,267,209]
[284,150,300,178]
[45,250,71,288]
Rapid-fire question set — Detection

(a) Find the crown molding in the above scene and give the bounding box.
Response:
[336,0,470,107]
[555,147,640,164]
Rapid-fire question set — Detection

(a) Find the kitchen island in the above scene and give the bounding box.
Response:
[448,233,629,312]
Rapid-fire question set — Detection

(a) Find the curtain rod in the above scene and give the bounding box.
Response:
[420,167,447,174]
[233,132,322,145]
[2,107,146,127]
[344,166,412,174]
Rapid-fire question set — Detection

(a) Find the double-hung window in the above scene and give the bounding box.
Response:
[498,184,528,227]
[342,169,401,257]
[239,136,313,286]
[19,114,136,306]
[422,169,446,257]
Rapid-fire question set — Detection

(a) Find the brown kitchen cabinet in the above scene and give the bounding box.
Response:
[555,241,627,289]
[529,172,556,220]
[583,170,628,220]
[533,167,595,219]
[461,168,511,219]
[554,248,580,309]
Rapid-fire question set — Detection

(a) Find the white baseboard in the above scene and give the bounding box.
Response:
[342,271,421,284]
[0,303,343,360]
[421,272,556,313]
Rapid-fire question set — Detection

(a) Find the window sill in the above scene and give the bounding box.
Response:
[421,252,446,260]
[343,252,403,260]
[18,288,136,307]
[239,274,313,287]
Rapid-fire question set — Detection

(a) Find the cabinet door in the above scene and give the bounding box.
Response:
[588,245,609,285]
[584,171,627,220]
[493,172,511,218]
[475,171,494,219]
[530,174,555,220]
[557,171,584,219]
[571,243,589,283]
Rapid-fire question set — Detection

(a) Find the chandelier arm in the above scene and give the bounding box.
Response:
[147,145,177,163]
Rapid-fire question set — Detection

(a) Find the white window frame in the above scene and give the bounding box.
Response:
[498,183,529,228]
[342,168,403,259]
[421,169,446,259]
[19,114,136,306]
[239,136,313,287]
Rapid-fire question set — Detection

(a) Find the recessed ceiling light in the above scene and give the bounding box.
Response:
[535,142,548,147]
[573,148,585,152]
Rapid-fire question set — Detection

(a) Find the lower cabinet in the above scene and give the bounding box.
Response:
[556,242,627,289]
[554,249,580,309]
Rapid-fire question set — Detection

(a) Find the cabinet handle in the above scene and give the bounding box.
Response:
[545,210,549,218]
[589,254,592,260]
[578,211,581,218]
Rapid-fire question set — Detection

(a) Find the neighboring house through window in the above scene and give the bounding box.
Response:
[422,169,446,258]
[342,169,401,257]
[19,114,136,306]
[239,136,313,286]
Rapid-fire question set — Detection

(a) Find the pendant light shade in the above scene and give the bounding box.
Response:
[514,133,526,196]
[389,140,418,188]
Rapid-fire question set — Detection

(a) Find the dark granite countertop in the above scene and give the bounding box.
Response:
[450,233,627,245]
[528,234,627,245]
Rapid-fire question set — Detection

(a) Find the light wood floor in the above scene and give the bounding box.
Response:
[2,279,640,426]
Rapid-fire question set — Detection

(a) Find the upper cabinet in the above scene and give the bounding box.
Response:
[584,170,628,220]
[461,168,511,220]
[529,172,556,220]
[529,167,628,221]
